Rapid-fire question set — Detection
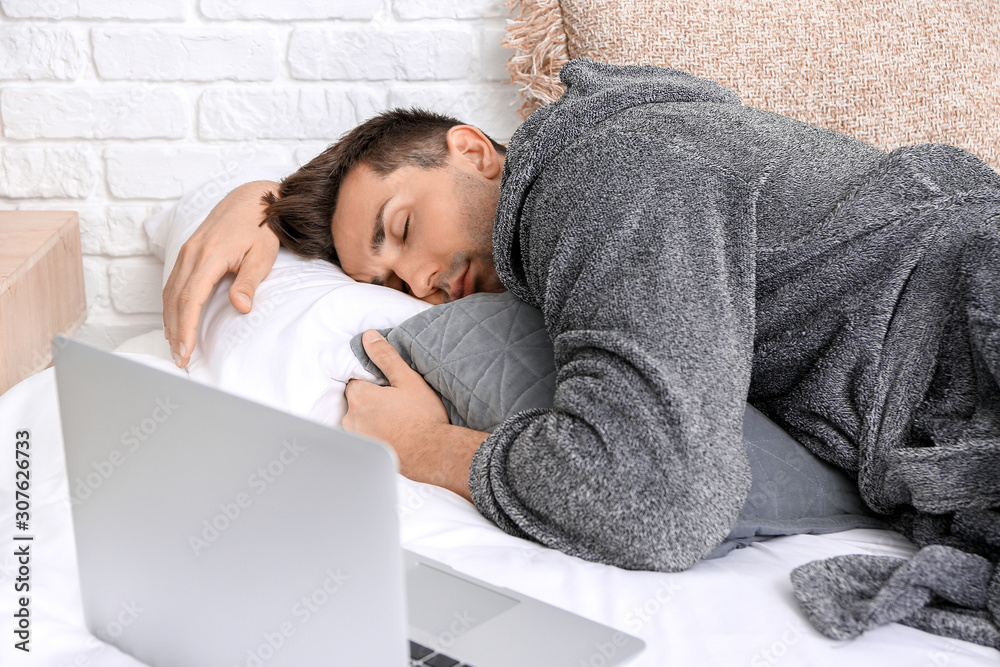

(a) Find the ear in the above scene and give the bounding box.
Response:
[445,125,503,180]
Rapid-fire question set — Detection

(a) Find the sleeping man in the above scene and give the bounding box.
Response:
[163,59,1000,641]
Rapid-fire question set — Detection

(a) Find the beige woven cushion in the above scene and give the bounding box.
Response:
[505,0,1000,170]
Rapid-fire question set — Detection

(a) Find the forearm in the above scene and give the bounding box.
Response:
[215,180,278,227]
[469,369,751,572]
[403,424,487,503]
[175,180,280,274]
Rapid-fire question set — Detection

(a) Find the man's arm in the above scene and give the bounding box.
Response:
[162,180,280,367]
[468,127,757,572]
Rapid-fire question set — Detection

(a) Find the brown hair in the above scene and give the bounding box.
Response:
[261,108,507,264]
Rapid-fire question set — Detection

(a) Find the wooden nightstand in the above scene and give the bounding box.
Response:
[0,211,86,395]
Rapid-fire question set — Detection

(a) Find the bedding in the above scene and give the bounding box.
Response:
[351,292,885,558]
[144,166,432,426]
[2,331,999,665]
[2,171,995,664]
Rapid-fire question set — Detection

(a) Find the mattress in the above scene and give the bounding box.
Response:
[1,329,997,666]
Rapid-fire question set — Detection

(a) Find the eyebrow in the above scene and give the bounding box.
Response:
[369,196,393,255]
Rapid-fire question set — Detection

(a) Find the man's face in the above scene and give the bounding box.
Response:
[330,157,506,305]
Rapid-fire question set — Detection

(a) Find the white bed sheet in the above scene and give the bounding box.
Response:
[1,330,997,667]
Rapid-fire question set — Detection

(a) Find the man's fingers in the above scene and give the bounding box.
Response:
[361,330,416,386]
[162,257,183,351]
[169,254,231,367]
[228,238,279,313]
[343,377,373,411]
[160,180,282,367]
[163,245,200,364]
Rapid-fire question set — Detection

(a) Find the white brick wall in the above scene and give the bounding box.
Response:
[2,87,188,138]
[0,26,84,79]
[1,0,187,20]
[0,0,522,349]
[197,87,385,140]
[287,27,474,81]
[199,0,382,21]
[92,28,281,81]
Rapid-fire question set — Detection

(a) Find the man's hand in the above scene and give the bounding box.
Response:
[163,180,280,367]
[343,330,487,502]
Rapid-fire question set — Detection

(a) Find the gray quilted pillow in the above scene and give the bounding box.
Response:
[352,292,883,556]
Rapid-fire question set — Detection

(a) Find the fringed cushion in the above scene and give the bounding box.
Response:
[504,0,1000,171]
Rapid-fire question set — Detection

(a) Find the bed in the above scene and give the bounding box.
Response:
[4,2,999,662]
[2,166,999,666]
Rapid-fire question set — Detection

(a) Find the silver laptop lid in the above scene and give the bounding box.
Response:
[54,336,408,666]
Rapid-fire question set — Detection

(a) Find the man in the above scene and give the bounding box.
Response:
[164,59,1000,577]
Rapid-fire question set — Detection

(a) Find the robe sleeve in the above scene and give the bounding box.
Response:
[469,127,758,571]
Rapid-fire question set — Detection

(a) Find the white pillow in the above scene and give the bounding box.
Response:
[143,166,431,426]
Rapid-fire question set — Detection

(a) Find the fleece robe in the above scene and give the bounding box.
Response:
[468,59,1000,617]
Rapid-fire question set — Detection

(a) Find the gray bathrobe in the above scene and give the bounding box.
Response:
[467,59,1000,645]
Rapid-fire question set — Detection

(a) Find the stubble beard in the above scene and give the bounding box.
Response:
[456,168,505,294]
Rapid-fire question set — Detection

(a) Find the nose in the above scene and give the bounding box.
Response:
[396,255,445,304]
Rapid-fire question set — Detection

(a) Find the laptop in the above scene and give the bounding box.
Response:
[53,336,646,666]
